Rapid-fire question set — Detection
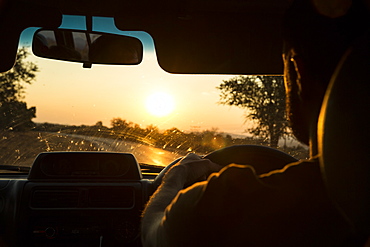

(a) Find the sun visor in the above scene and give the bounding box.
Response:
[0,1,62,72]
[115,4,287,75]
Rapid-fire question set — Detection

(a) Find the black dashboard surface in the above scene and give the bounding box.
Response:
[0,152,157,247]
[29,152,142,181]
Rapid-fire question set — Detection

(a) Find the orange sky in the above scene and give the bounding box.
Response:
[24,52,250,135]
[19,17,251,136]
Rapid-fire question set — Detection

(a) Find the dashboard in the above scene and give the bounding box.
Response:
[0,152,157,247]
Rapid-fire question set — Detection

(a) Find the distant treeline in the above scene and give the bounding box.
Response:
[34,118,308,159]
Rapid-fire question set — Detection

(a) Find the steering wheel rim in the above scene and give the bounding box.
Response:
[204,145,298,174]
[152,145,298,192]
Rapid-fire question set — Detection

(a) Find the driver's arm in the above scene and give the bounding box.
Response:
[141,156,354,247]
[141,154,221,247]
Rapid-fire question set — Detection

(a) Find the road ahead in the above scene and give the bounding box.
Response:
[54,133,182,167]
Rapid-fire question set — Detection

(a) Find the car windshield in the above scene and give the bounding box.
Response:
[0,16,308,170]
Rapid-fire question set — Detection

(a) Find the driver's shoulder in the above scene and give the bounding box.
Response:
[195,158,325,214]
[205,157,321,192]
[259,157,324,194]
[167,158,324,217]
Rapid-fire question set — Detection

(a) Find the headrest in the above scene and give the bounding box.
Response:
[318,30,370,235]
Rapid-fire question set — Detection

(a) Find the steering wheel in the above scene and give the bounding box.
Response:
[152,145,298,191]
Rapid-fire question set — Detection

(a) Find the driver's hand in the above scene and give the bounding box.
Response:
[165,153,222,188]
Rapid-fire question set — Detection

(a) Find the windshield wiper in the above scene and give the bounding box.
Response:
[0,165,31,173]
[139,163,164,175]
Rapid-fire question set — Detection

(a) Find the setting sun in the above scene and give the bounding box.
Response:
[146,92,175,117]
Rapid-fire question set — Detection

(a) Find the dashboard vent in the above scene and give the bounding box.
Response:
[31,189,79,208]
[88,187,134,208]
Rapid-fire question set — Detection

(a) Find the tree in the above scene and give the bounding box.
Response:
[0,47,39,130]
[0,101,36,130]
[94,121,104,128]
[110,117,129,131]
[218,76,290,148]
[144,125,160,144]
[160,127,186,149]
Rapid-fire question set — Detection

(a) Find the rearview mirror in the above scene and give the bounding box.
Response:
[32,29,143,67]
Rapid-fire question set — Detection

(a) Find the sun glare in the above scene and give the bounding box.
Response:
[146,92,175,117]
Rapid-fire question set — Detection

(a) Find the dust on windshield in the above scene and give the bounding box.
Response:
[0,26,308,169]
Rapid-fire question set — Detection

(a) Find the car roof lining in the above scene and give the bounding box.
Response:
[0,0,290,74]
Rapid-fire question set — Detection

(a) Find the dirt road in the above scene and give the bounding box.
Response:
[54,133,182,167]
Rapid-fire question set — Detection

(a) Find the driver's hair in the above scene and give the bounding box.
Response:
[282,0,370,87]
